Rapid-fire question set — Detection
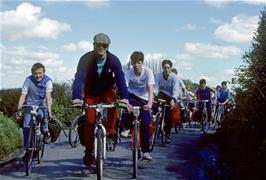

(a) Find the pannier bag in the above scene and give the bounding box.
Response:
[48,117,65,142]
[171,103,181,126]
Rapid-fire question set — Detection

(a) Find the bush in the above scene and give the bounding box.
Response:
[0,88,21,117]
[0,112,23,160]
[52,82,78,127]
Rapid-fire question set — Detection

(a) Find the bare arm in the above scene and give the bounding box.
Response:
[45,92,53,119]
[143,84,154,111]
[18,94,26,110]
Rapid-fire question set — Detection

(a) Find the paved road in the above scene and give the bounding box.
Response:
[0,127,204,180]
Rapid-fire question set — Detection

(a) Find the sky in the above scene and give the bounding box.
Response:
[1,0,265,90]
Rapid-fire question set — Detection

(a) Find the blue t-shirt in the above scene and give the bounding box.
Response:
[196,87,212,100]
[217,87,230,102]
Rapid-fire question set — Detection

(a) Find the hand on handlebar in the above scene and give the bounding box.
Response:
[72,99,83,107]
[15,111,23,120]
[143,104,152,111]
[117,99,133,113]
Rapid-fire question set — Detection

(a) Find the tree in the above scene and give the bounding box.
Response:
[217,8,266,179]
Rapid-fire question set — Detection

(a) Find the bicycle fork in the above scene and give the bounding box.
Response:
[94,124,107,160]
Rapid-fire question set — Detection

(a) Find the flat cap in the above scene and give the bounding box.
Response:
[93,33,111,44]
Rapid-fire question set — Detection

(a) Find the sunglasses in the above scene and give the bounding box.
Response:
[95,43,109,48]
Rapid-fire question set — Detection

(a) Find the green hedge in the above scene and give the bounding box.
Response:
[0,112,22,160]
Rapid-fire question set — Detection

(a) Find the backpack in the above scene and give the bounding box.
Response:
[48,117,65,142]
[171,103,181,126]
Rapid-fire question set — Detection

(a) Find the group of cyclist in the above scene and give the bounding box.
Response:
[17,32,232,168]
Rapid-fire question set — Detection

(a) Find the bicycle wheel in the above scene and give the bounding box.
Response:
[160,118,166,145]
[37,134,44,164]
[96,128,104,180]
[132,121,138,178]
[25,128,35,176]
[175,121,184,134]
[150,115,160,152]
[215,109,222,129]
[188,111,194,128]
[201,111,209,134]
[69,115,82,148]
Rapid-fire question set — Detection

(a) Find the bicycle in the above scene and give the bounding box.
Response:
[85,101,126,180]
[69,102,123,148]
[19,105,46,176]
[131,106,141,178]
[196,99,212,134]
[213,102,225,129]
[150,98,168,152]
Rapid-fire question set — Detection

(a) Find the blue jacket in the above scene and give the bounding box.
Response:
[72,51,128,99]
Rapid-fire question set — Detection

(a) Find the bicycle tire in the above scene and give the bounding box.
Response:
[160,117,166,145]
[176,121,184,133]
[201,111,209,134]
[215,109,222,129]
[150,115,160,152]
[96,128,103,180]
[68,115,81,148]
[37,134,44,164]
[25,128,35,176]
[132,121,138,178]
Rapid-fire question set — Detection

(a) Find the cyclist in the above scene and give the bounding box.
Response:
[216,81,231,115]
[185,85,196,114]
[171,68,187,130]
[195,79,215,122]
[72,33,129,166]
[122,51,154,160]
[155,60,181,143]
[17,63,53,159]
[171,68,186,97]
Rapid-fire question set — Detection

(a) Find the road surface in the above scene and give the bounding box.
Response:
[0,127,204,180]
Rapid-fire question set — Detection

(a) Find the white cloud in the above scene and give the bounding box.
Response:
[242,0,266,5]
[0,2,71,40]
[191,68,237,88]
[184,42,241,59]
[61,41,93,52]
[176,53,192,60]
[204,0,265,7]
[214,15,259,43]
[176,23,197,31]
[84,0,111,8]
[224,68,235,76]
[145,53,165,62]
[1,45,75,89]
[176,61,193,71]
[77,41,94,51]
[204,0,231,8]
[61,43,77,52]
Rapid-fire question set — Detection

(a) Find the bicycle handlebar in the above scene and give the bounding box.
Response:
[20,105,46,111]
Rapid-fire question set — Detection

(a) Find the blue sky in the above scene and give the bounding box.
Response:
[1,0,265,89]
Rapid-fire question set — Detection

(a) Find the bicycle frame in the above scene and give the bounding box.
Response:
[196,99,211,133]
[21,105,46,176]
[214,103,225,128]
[132,106,140,178]
[153,99,168,146]
[85,102,120,180]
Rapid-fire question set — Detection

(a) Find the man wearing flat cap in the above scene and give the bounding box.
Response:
[72,33,129,166]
